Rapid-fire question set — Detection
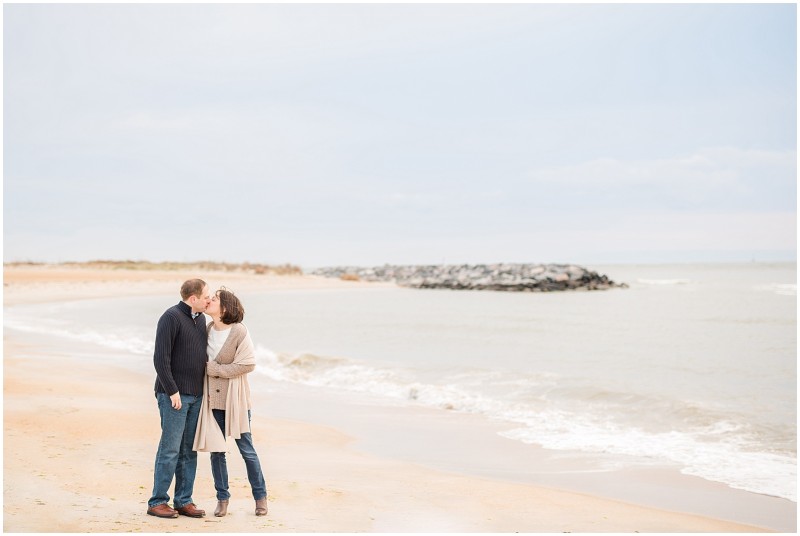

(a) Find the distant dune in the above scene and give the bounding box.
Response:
[3,260,303,276]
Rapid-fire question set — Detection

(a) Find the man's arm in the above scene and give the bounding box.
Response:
[153,312,181,408]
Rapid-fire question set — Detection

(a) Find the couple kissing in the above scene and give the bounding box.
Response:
[146,279,268,519]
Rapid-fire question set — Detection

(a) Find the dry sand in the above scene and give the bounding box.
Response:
[2,266,780,532]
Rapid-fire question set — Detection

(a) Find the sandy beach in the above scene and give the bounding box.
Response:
[3,266,792,532]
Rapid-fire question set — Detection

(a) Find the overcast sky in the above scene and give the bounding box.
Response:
[4,3,796,267]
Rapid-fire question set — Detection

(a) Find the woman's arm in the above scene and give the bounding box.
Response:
[207,326,257,379]
[207,360,255,379]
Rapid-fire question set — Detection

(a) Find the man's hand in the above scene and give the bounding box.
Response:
[170,392,182,410]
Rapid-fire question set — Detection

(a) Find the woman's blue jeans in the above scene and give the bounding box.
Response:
[210,409,268,501]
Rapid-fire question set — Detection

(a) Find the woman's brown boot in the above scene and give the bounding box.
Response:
[255,497,268,516]
[214,500,229,517]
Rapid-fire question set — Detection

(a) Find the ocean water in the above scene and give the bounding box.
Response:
[5,263,796,501]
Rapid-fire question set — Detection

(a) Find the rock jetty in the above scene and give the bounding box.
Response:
[311,264,627,292]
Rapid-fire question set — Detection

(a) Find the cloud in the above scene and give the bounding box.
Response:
[4,5,795,265]
[117,112,196,131]
[528,147,796,210]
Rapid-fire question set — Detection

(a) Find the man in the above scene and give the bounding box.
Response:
[147,279,211,519]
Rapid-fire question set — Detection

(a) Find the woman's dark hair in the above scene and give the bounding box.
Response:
[217,287,244,324]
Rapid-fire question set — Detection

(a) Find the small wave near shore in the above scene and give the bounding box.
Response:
[253,344,796,502]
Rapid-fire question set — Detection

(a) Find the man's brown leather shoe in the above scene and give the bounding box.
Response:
[176,503,205,518]
[147,504,179,518]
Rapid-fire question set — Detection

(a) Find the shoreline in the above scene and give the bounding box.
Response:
[3,266,794,532]
[2,266,397,306]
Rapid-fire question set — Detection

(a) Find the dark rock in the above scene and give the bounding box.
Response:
[311,263,626,292]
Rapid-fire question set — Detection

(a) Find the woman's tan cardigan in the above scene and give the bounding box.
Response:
[193,322,256,453]
[207,326,255,410]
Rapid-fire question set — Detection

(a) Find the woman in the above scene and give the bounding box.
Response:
[193,287,268,517]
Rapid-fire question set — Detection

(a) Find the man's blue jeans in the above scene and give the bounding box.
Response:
[210,409,268,501]
[148,392,202,509]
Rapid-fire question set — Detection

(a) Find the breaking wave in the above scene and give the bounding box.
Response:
[252,345,797,502]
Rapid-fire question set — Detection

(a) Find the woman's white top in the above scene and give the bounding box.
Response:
[207,326,232,361]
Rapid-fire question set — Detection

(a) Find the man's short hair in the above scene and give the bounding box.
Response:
[180,279,207,300]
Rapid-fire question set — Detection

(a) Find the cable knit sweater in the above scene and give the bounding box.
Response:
[153,301,208,397]
[206,322,255,410]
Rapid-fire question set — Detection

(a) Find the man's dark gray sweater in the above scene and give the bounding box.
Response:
[153,301,208,397]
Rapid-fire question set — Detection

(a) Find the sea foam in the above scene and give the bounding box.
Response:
[251,345,797,502]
